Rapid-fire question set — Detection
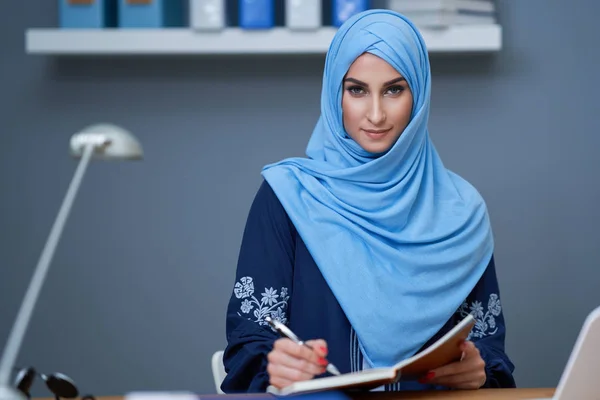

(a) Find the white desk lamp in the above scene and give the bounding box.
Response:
[0,124,143,400]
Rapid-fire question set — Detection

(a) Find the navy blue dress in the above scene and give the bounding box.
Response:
[222,181,516,393]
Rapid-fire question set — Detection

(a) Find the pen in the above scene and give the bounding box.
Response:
[265,316,341,376]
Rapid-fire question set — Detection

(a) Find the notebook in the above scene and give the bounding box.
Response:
[267,314,476,396]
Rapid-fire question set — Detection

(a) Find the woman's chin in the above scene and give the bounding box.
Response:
[359,139,394,155]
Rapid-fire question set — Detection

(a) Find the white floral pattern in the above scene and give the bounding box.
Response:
[458,293,502,339]
[234,276,290,326]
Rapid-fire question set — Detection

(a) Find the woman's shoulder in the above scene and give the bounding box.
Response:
[248,179,296,233]
[255,178,277,199]
[252,179,284,211]
[446,170,488,208]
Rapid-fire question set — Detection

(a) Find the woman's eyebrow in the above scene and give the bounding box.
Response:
[343,77,406,86]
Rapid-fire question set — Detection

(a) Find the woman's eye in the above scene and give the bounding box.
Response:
[346,86,365,95]
[386,86,405,95]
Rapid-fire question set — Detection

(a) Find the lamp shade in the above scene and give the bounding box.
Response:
[70,124,143,160]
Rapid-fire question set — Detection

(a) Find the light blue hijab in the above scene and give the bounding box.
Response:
[261,9,493,368]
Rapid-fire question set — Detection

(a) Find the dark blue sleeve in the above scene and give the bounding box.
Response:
[457,255,517,388]
[221,180,296,393]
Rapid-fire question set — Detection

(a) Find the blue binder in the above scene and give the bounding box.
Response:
[332,0,369,27]
[239,0,274,29]
[59,0,117,28]
[118,0,186,28]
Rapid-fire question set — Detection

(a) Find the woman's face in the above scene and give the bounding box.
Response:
[342,53,414,154]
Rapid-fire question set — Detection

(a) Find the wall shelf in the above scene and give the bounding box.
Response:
[25,25,502,56]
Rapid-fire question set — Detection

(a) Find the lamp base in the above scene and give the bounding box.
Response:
[0,386,27,400]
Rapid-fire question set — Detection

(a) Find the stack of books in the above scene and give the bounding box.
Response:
[58,0,372,30]
[386,0,496,28]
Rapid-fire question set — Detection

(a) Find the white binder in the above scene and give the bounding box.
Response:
[190,0,226,30]
[285,0,322,30]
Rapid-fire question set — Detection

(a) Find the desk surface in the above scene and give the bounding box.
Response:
[349,388,555,399]
[67,389,555,400]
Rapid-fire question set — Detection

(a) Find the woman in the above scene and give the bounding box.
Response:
[221,9,516,393]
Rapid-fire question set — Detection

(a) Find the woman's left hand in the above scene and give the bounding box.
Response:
[420,341,486,389]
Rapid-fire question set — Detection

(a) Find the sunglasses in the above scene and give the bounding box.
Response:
[14,367,95,400]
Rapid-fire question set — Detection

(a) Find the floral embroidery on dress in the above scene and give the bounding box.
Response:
[458,293,502,339]
[234,276,290,326]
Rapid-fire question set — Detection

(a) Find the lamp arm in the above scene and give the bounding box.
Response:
[0,143,96,386]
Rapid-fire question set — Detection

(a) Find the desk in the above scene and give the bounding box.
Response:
[350,388,555,399]
[52,389,554,400]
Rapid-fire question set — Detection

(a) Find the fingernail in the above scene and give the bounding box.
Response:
[419,372,435,384]
[318,346,328,355]
[318,358,328,366]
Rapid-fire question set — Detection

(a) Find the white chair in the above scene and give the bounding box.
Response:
[211,350,227,394]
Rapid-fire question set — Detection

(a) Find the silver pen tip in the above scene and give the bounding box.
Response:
[327,364,341,376]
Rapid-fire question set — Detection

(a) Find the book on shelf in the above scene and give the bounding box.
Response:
[387,0,495,13]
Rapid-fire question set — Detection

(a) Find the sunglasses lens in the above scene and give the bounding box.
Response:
[46,374,79,398]
[14,367,36,396]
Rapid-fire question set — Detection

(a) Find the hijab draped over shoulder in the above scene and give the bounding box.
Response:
[262,9,493,368]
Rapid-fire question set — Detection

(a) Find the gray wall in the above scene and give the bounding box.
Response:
[1,0,599,396]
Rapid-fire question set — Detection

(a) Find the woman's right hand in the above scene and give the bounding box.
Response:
[267,338,329,389]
